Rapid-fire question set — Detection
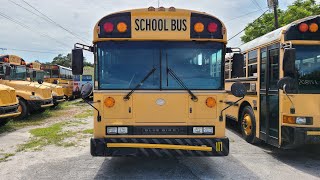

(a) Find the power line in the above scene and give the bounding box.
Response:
[0,11,70,48]
[19,0,90,44]
[225,8,268,23]
[228,9,269,41]
[250,0,264,13]
[2,48,64,54]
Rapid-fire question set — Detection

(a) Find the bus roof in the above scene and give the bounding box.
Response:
[239,15,320,53]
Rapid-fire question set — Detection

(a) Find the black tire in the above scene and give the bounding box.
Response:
[17,98,29,120]
[240,106,258,144]
[0,119,10,127]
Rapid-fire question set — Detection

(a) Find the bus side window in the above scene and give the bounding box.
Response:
[243,53,247,77]
[248,50,258,77]
[260,48,267,89]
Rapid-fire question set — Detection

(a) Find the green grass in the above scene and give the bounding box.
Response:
[82,129,93,134]
[74,109,93,119]
[17,122,76,152]
[0,153,15,162]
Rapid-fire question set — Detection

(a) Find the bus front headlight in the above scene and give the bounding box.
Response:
[296,117,307,125]
[107,127,117,134]
[117,127,128,134]
[30,95,41,100]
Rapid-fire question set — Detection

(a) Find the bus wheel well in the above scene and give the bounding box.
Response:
[238,101,251,123]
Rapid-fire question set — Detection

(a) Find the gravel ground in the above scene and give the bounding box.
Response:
[0,103,319,180]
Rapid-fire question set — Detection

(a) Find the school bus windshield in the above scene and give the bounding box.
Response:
[97,41,223,90]
[294,45,320,93]
[10,65,27,80]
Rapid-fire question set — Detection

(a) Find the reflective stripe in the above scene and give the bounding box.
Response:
[107,143,212,152]
[307,131,320,136]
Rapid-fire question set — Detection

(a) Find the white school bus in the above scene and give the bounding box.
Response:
[72,7,246,157]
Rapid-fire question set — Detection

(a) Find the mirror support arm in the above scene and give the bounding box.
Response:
[83,98,101,122]
[74,43,94,52]
[219,96,244,122]
[283,85,295,114]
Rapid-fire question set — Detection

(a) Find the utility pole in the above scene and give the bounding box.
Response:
[268,0,279,29]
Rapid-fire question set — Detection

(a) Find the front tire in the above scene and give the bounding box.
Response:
[240,106,258,144]
[17,98,29,120]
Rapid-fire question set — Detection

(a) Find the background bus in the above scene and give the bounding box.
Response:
[72,7,245,157]
[0,84,20,126]
[41,64,75,100]
[0,55,53,119]
[225,15,320,148]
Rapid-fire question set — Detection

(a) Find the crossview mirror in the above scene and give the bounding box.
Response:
[5,66,11,76]
[277,77,297,91]
[72,48,84,75]
[37,79,43,84]
[81,83,93,99]
[231,82,247,97]
[53,80,59,84]
[231,54,244,78]
[283,48,296,77]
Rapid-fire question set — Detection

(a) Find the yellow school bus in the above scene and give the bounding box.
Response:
[41,64,74,100]
[72,7,246,157]
[225,15,320,148]
[0,84,20,126]
[27,62,65,106]
[0,55,53,119]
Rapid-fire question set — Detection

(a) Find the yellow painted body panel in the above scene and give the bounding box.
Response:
[44,78,73,97]
[93,91,226,139]
[0,84,18,106]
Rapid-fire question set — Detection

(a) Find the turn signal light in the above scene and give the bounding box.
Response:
[298,23,309,32]
[194,22,204,33]
[309,23,318,32]
[103,22,114,33]
[206,97,216,108]
[207,22,218,33]
[117,22,127,33]
[104,97,115,108]
[283,115,296,124]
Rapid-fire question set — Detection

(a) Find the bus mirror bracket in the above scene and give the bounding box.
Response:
[219,82,247,121]
[277,77,297,114]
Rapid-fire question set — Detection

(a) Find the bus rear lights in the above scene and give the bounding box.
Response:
[207,22,218,33]
[117,22,127,33]
[107,127,128,134]
[298,23,309,32]
[104,97,115,108]
[193,127,214,134]
[206,97,216,108]
[309,23,318,32]
[194,22,204,33]
[103,22,114,33]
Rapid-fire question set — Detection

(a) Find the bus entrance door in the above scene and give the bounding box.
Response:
[259,45,280,146]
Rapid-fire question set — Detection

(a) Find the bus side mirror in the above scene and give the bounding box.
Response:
[283,48,296,77]
[37,79,43,84]
[72,49,84,75]
[231,54,244,78]
[32,71,37,78]
[5,66,11,76]
[277,77,297,91]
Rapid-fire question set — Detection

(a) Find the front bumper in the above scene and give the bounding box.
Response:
[282,126,320,148]
[91,137,229,157]
[0,104,20,118]
[27,99,54,110]
[53,95,65,104]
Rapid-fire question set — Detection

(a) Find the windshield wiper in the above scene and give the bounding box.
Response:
[123,67,156,101]
[167,68,198,102]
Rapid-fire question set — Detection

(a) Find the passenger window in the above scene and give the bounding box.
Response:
[248,50,257,77]
[260,49,267,89]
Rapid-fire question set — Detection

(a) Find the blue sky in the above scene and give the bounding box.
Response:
[0,0,302,63]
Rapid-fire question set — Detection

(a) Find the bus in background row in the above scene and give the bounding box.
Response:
[27,62,65,106]
[0,55,53,119]
[0,84,20,126]
[72,7,245,157]
[41,64,75,100]
[225,15,320,148]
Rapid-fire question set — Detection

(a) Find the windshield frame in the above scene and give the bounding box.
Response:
[95,41,225,90]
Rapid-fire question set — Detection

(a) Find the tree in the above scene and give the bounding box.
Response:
[241,0,320,43]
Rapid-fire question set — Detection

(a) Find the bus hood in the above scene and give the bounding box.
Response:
[0,84,18,106]
[42,82,64,97]
[1,80,52,100]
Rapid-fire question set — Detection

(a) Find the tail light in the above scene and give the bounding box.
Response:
[298,22,319,33]
[298,23,309,32]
